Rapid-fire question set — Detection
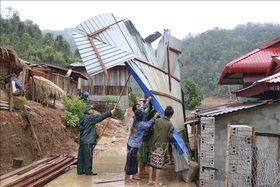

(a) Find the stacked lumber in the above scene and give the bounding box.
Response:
[0,155,77,187]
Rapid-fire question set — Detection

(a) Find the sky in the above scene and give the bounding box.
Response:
[1,1,280,40]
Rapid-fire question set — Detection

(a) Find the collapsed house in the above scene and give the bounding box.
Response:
[72,13,191,173]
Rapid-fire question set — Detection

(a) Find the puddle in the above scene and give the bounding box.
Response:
[43,140,197,187]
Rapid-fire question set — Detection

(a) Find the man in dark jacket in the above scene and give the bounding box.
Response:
[77,105,115,175]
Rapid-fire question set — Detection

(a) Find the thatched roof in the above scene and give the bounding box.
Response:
[33,76,66,98]
[0,46,30,75]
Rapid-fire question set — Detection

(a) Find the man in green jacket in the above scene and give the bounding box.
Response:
[77,105,115,175]
[148,106,174,186]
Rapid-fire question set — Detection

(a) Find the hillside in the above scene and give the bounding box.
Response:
[0,100,130,175]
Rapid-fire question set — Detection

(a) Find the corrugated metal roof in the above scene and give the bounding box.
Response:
[73,13,184,130]
[218,36,280,85]
[69,62,85,67]
[259,71,280,83]
[73,13,189,170]
[73,13,152,77]
[195,101,267,117]
[232,57,280,97]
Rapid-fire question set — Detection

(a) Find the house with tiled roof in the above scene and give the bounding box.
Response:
[185,37,280,186]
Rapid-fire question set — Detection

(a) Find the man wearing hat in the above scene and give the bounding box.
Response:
[77,105,115,175]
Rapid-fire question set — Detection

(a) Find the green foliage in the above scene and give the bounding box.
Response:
[129,76,143,98]
[113,108,124,120]
[180,23,280,98]
[103,95,118,102]
[0,7,80,66]
[63,96,86,127]
[182,77,204,110]
[2,7,280,98]
[39,93,47,106]
[65,111,80,128]
[129,91,137,106]
[20,96,27,103]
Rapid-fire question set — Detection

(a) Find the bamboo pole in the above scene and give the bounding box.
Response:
[224,121,231,187]
[93,73,131,149]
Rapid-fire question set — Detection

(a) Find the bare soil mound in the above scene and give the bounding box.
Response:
[0,100,130,175]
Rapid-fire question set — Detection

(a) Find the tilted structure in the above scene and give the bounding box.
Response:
[73,13,190,171]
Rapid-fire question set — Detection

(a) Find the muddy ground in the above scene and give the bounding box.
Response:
[0,100,131,175]
[0,97,229,175]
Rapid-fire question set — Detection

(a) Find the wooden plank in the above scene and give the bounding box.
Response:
[9,76,12,112]
[1,155,65,187]
[1,163,50,187]
[0,157,49,181]
[255,132,280,138]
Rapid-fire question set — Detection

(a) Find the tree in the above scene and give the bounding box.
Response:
[182,77,204,110]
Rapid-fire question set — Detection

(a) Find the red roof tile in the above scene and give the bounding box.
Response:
[232,57,280,97]
[218,37,280,85]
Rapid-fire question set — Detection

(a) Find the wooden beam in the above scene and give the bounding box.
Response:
[254,132,280,138]
[8,63,13,112]
[86,18,126,78]
[167,43,172,92]
[150,90,183,104]
[169,46,182,54]
[87,18,126,37]
[89,37,108,78]
[135,58,181,82]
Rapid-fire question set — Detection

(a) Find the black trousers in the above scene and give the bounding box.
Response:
[124,144,139,175]
[77,143,94,174]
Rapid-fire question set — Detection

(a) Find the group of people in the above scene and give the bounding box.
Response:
[124,96,175,187]
[76,95,175,187]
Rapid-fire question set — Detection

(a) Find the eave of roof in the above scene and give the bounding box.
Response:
[232,57,280,97]
[218,36,280,85]
[30,63,88,80]
[193,100,274,118]
[232,72,280,97]
[69,62,85,67]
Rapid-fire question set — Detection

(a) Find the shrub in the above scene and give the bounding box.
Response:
[20,97,27,103]
[103,95,118,102]
[129,91,137,106]
[63,95,86,127]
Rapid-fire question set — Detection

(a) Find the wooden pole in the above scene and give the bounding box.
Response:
[94,179,124,184]
[224,121,231,187]
[93,73,131,149]
[32,74,35,101]
[9,77,13,112]
[25,110,43,156]
[21,69,26,96]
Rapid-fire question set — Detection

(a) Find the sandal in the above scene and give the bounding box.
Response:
[132,175,141,180]
[154,183,165,186]
[148,181,155,186]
